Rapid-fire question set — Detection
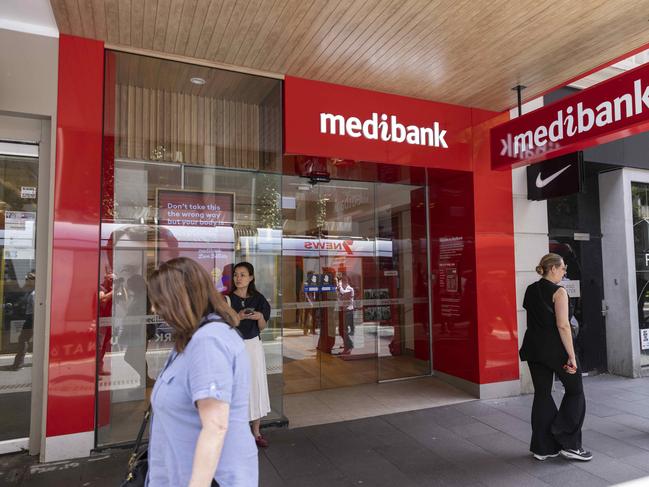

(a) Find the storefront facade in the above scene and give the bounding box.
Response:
[0,34,520,461]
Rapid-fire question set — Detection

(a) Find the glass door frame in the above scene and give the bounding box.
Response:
[281,174,433,393]
[0,139,45,456]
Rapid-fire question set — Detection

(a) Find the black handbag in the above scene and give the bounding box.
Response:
[120,407,150,487]
[120,347,220,487]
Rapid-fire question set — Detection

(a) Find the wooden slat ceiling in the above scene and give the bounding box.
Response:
[50,0,649,111]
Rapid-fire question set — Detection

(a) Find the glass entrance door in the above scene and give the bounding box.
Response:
[282,176,431,394]
[0,142,39,448]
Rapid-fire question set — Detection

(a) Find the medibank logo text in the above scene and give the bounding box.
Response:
[501,78,649,158]
[320,112,448,148]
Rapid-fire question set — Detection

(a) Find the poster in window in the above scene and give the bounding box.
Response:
[156,189,236,291]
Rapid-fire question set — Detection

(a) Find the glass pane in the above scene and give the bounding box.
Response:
[281,177,322,393]
[0,150,38,441]
[632,182,649,367]
[99,50,283,446]
[376,183,431,380]
[318,180,378,388]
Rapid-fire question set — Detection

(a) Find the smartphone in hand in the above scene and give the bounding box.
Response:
[243,307,255,316]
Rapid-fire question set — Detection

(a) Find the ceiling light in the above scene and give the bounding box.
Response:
[190,77,206,85]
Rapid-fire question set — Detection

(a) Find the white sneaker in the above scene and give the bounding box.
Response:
[560,448,593,461]
[533,452,560,461]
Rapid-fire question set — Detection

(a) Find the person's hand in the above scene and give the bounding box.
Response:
[238,310,262,321]
[563,356,577,374]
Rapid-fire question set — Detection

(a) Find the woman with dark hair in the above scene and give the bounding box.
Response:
[520,253,592,462]
[146,257,258,486]
[228,262,271,448]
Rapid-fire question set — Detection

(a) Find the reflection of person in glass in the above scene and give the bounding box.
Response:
[228,262,271,448]
[102,225,178,385]
[97,269,116,375]
[12,271,35,370]
[336,274,355,355]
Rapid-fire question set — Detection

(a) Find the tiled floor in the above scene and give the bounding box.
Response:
[284,376,475,428]
[4,374,649,486]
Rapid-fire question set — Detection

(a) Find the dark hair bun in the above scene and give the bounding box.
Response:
[535,265,544,275]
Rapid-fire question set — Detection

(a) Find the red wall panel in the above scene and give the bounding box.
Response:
[47,34,104,437]
[472,111,520,384]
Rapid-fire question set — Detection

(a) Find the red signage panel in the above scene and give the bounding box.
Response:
[491,61,649,170]
[284,76,479,171]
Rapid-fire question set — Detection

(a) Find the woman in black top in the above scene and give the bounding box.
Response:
[229,262,271,448]
[520,253,592,462]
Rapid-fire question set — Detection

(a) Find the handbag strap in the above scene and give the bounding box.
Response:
[128,348,178,468]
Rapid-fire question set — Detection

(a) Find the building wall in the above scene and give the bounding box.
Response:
[599,168,645,377]
[509,98,549,394]
[0,28,59,458]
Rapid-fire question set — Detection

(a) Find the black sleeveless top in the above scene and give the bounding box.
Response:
[520,278,568,367]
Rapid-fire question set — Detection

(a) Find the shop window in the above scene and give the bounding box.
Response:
[97,51,282,446]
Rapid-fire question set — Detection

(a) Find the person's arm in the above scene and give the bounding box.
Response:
[554,287,577,374]
[188,398,230,487]
[251,296,271,331]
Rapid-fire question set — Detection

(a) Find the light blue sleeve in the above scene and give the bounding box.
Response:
[187,333,234,405]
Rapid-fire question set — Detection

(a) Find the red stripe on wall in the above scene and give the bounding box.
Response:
[47,34,104,437]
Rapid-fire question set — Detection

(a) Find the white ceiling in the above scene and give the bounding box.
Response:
[0,0,58,38]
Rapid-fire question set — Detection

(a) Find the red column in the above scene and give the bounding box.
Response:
[47,34,104,437]
[471,109,519,384]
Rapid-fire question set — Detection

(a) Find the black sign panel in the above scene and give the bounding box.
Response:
[527,152,583,201]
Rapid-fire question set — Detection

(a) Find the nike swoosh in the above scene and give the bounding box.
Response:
[535,165,571,188]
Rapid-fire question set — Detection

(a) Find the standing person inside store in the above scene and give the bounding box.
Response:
[146,257,257,486]
[336,274,355,355]
[520,253,592,462]
[228,262,271,448]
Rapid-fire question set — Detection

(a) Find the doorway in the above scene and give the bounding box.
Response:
[0,141,39,452]
[281,176,431,394]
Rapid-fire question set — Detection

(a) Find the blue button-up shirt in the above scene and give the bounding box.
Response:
[146,314,258,486]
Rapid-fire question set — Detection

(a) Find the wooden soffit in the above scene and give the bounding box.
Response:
[50,0,649,111]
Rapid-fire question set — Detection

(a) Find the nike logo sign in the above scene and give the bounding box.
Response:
[535,165,571,188]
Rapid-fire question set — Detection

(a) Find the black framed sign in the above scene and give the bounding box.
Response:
[527,151,583,201]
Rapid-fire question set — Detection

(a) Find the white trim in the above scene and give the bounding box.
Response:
[0,437,29,455]
[434,370,521,399]
[0,141,39,157]
[600,168,647,377]
[0,19,59,38]
[43,431,93,462]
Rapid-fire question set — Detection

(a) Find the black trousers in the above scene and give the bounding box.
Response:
[527,361,585,454]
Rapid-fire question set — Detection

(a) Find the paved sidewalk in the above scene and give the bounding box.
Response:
[2,374,649,486]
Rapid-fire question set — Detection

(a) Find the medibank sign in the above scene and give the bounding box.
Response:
[284,76,484,171]
[491,61,649,170]
[319,112,448,148]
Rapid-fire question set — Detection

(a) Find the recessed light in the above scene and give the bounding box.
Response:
[190,77,206,85]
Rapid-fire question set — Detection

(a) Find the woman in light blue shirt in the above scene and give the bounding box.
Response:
[146,257,258,487]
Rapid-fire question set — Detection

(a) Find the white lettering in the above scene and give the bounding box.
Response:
[577,102,594,133]
[391,115,406,142]
[362,113,379,139]
[435,122,448,148]
[319,112,448,149]
[614,93,633,121]
[634,79,649,115]
[502,78,649,158]
[320,113,345,135]
[533,125,548,147]
[406,125,420,144]
[346,117,362,137]
[595,101,612,127]
[513,131,533,153]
